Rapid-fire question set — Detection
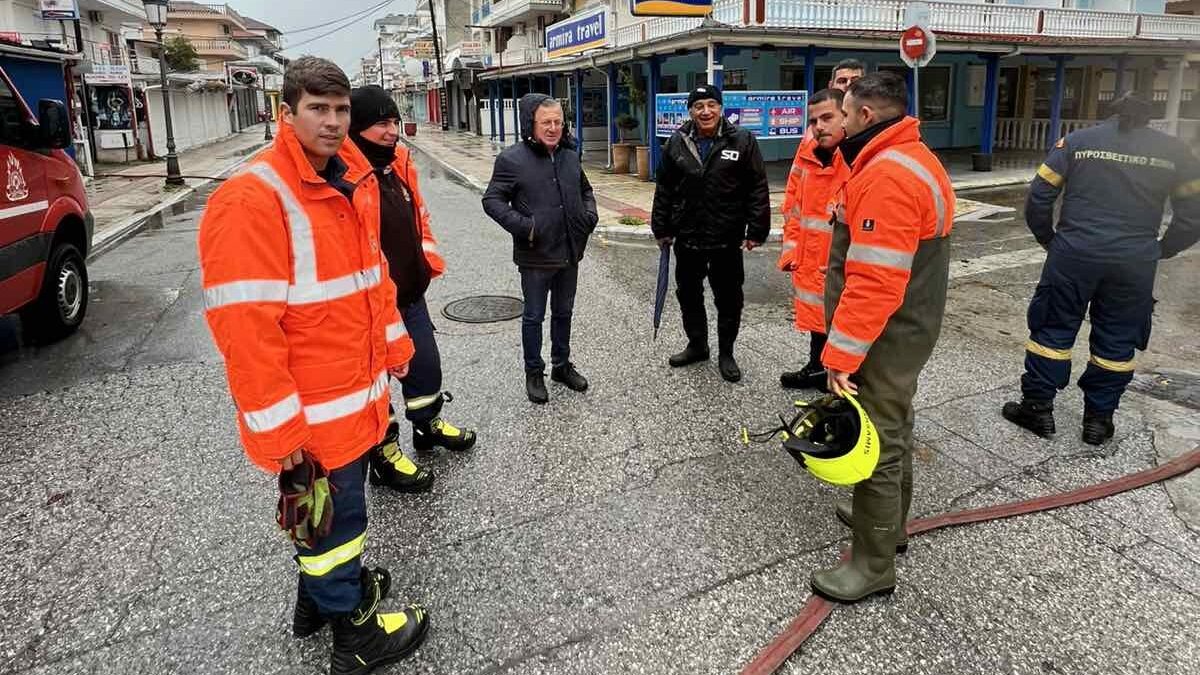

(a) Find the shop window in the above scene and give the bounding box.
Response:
[661,74,679,93]
[878,65,952,122]
[998,67,1019,118]
[1033,67,1085,119]
[89,85,134,131]
[780,65,805,91]
[724,68,747,91]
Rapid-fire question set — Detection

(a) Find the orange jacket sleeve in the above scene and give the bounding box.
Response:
[779,161,804,271]
[199,177,312,466]
[404,161,446,278]
[822,173,922,373]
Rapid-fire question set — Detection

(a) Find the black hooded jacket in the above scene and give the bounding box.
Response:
[482,93,599,269]
[651,118,771,249]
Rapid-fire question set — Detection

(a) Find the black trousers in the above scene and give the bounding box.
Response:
[674,244,744,354]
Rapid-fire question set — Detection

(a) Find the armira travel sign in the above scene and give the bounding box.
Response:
[546,7,608,59]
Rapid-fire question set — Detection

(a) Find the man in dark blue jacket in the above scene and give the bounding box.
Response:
[1003,93,1200,445]
[482,93,598,404]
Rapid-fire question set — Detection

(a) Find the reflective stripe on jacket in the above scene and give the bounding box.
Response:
[823,117,955,373]
[199,121,414,472]
[779,137,848,333]
[390,143,446,278]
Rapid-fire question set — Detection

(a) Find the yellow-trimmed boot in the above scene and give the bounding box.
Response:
[368,423,434,493]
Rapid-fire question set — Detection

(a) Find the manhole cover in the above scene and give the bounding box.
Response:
[441,295,524,323]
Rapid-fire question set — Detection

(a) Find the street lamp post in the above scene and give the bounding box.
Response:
[262,74,273,141]
[143,0,184,187]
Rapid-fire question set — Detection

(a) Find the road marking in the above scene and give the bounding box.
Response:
[0,200,49,221]
[950,246,1045,279]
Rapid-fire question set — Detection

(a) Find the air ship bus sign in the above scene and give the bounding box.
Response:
[546,8,608,59]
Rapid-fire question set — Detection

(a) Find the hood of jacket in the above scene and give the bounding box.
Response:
[519,93,576,152]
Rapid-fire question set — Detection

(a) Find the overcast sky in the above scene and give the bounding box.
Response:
[229,0,419,74]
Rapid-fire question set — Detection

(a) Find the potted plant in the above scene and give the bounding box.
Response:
[612,113,639,173]
[401,100,417,137]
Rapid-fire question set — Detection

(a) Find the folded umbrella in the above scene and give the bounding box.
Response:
[653,242,671,340]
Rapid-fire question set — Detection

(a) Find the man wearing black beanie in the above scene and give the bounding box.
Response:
[348,86,477,493]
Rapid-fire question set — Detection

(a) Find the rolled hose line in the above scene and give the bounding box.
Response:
[741,445,1200,675]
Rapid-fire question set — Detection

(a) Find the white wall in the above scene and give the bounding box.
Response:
[143,85,233,157]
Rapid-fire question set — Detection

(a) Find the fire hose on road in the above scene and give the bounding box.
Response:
[742,446,1200,675]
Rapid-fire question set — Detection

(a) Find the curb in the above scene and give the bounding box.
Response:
[89,140,268,260]
[399,136,489,193]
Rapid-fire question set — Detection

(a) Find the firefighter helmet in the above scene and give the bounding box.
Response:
[781,393,879,486]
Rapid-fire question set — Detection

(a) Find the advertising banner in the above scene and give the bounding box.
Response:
[655,90,809,139]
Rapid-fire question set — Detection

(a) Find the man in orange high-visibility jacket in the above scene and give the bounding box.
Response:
[812,71,954,604]
[199,57,429,673]
[778,88,849,390]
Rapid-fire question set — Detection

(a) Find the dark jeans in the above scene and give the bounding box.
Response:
[1021,248,1156,413]
[807,331,827,366]
[294,454,369,615]
[674,244,744,354]
[399,297,443,422]
[519,265,579,372]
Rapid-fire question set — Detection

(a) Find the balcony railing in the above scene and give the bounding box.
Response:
[707,0,1200,41]
[169,3,248,30]
[478,0,563,27]
[190,38,249,58]
[498,47,546,67]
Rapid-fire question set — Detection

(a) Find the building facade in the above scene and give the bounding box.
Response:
[463,0,1200,176]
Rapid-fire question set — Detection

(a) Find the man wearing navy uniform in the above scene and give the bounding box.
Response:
[1003,93,1200,445]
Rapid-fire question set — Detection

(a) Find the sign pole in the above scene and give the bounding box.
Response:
[913,63,919,121]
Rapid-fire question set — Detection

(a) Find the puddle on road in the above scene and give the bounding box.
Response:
[1131,370,1200,411]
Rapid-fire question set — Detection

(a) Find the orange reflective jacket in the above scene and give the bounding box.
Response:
[389,143,446,278]
[823,117,955,373]
[199,122,415,472]
[779,137,848,333]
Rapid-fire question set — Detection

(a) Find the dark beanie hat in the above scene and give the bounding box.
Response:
[687,84,722,108]
[350,86,400,135]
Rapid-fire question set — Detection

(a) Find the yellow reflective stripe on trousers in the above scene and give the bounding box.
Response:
[297,532,366,577]
[204,279,289,309]
[246,163,318,286]
[405,393,441,410]
[1037,163,1065,189]
[875,149,949,237]
[243,392,302,432]
[828,327,872,357]
[793,287,823,307]
[386,320,408,342]
[1090,354,1136,372]
[305,371,389,425]
[1026,340,1072,360]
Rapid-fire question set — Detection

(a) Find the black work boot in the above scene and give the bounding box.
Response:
[1001,398,1056,438]
[669,344,710,368]
[718,353,741,383]
[834,500,908,553]
[414,418,476,453]
[780,361,827,390]
[526,369,549,404]
[369,424,435,493]
[1081,410,1115,446]
[329,592,429,675]
[294,567,393,639]
[551,362,589,392]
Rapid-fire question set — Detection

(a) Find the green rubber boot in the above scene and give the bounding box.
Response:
[812,490,899,603]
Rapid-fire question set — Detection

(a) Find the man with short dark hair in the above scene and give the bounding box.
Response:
[200,56,429,673]
[652,85,770,383]
[483,94,598,404]
[779,88,848,390]
[829,59,866,91]
[813,71,954,604]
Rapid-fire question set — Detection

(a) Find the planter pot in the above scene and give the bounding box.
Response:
[971,152,993,172]
[635,145,650,181]
[612,143,634,173]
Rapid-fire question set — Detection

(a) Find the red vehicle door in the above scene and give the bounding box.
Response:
[0,71,50,315]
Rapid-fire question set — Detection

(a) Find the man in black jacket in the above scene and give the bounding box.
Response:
[652,85,771,382]
[482,93,598,404]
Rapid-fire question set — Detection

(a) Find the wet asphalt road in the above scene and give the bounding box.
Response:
[0,153,1197,675]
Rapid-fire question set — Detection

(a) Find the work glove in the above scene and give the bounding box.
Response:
[276,452,334,549]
